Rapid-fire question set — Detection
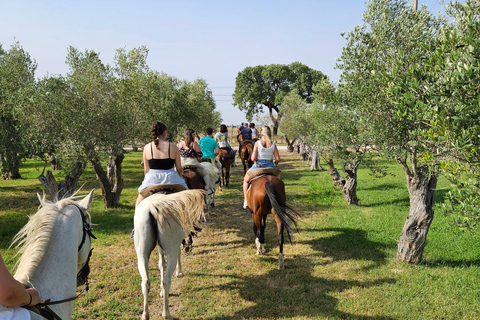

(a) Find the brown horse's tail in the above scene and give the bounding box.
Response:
[264,181,301,243]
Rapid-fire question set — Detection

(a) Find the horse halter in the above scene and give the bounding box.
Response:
[29,204,97,320]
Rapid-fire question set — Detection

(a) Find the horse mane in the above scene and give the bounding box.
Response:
[147,189,205,235]
[10,194,91,284]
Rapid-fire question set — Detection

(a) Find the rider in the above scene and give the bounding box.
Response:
[249,122,259,141]
[243,126,280,209]
[136,121,187,208]
[215,124,236,167]
[237,122,252,145]
[199,128,222,173]
[0,253,45,320]
[177,129,214,195]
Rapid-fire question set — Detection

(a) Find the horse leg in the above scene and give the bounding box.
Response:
[175,249,184,277]
[273,212,285,269]
[161,245,181,320]
[225,162,230,187]
[157,246,166,298]
[134,207,157,320]
[253,213,265,255]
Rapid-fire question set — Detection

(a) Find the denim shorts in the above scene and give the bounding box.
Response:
[250,159,276,170]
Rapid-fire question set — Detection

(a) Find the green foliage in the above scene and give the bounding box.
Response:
[0,41,37,179]
[233,62,326,133]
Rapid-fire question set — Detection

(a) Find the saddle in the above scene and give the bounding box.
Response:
[219,147,235,159]
[139,184,187,198]
[246,168,282,191]
[241,139,254,147]
[247,168,281,179]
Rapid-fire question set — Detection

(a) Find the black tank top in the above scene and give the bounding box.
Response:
[148,142,176,170]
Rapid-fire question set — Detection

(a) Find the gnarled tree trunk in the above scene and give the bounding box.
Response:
[342,157,361,205]
[396,163,438,264]
[327,159,345,189]
[91,151,125,208]
[308,148,323,171]
[284,135,296,152]
[38,160,86,202]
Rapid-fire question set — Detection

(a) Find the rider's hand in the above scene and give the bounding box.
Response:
[25,287,42,306]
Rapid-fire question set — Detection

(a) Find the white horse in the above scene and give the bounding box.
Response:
[134,189,205,320]
[198,160,220,210]
[10,190,95,320]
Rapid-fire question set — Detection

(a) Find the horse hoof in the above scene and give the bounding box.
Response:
[176,271,184,278]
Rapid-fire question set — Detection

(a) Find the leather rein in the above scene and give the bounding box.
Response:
[25,204,96,320]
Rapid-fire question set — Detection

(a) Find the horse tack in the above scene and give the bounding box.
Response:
[23,203,96,320]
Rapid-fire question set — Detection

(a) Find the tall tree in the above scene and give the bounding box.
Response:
[233,62,326,134]
[420,1,480,231]
[337,0,446,263]
[0,42,37,180]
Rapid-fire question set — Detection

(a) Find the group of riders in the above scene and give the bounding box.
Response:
[135,120,280,209]
[0,120,281,320]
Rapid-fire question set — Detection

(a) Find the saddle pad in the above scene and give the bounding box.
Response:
[139,184,187,198]
[247,168,281,179]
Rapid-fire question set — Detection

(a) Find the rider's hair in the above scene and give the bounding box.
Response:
[151,121,167,150]
[249,122,255,128]
[184,128,195,147]
[220,124,228,133]
[261,126,272,145]
[206,127,213,135]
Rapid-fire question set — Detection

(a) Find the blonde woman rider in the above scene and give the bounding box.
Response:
[242,126,280,209]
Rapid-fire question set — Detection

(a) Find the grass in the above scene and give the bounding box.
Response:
[1,149,480,319]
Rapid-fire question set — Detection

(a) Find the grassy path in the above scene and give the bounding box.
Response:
[2,149,480,319]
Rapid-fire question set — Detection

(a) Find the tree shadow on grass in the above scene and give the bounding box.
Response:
[299,227,393,271]
[189,254,396,320]
[422,259,480,268]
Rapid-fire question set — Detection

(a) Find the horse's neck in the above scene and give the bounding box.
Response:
[19,208,83,319]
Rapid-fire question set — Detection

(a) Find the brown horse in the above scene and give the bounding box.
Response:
[217,148,234,187]
[246,173,300,269]
[239,139,254,176]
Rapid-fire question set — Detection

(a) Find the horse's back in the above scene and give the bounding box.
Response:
[249,175,286,211]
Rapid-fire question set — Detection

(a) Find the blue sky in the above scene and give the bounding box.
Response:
[1,0,447,125]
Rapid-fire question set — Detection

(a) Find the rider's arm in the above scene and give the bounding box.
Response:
[172,144,184,177]
[143,144,150,174]
[0,254,41,308]
[192,142,203,161]
[273,145,280,164]
[251,142,259,162]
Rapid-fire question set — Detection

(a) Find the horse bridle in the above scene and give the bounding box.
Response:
[27,204,97,320]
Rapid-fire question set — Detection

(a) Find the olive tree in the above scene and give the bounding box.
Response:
[0,42,37,180]
[337,0,446,263]
[233,62,326,134]
[420,1,480,231]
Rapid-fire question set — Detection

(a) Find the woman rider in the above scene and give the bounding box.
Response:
[242,126,280,209]
[136,121,187,208]
[177,129,214,194]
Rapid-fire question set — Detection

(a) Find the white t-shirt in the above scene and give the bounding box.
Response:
[0,305,31,320]
[257,141,275,160]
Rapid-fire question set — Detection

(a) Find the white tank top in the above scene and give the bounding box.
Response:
[257,141,275,160]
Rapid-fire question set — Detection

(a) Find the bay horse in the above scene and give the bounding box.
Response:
[239,138,254,176]
[217,148,234,187]
[246,170,300,269]
[134,189,205,320]
[10,190,96,320]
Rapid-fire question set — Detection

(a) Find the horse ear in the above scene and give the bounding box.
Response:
[37,193,54,206]
[78,189,95,210]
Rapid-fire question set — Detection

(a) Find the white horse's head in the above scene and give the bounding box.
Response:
[11,189,96,319]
